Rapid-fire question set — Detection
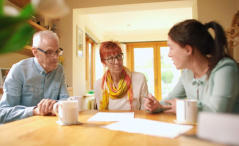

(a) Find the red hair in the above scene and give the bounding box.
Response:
[99,41,122,64]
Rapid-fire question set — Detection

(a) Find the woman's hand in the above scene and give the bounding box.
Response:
[144,94,162,112]
[144,94,177,113]
[163,99,177,114]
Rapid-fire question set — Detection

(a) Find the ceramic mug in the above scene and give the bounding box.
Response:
[176,99,198,124]
[53,100,79,125]
[68,96,84,111]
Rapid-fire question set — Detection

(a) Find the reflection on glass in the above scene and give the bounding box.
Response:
[134,48,154,95]
[160,47,181,99]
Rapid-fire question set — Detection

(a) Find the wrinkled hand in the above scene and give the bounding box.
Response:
[144,94,161,112]
[163,99,177,114]
[33,99,57,116]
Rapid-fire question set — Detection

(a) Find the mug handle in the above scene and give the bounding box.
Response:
[53,102,60,116]
[53,102,64,122]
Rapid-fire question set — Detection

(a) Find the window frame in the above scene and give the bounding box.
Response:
[126,41,167,100]
[85,35,96,90]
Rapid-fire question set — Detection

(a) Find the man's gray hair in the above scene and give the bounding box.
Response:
[32,30,59,48]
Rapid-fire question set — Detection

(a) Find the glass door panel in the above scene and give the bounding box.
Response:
[95,46,104,81]
[134,47,154,95]
[160,47,181,99]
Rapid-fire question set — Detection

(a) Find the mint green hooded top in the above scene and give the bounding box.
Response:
[162,57,239,113]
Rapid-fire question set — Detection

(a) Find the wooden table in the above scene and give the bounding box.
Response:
[0,88,3,100]
[0,110,222,146]
[0,88,3,94]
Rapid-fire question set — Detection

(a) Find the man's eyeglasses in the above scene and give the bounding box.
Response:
[37,48,62,57]
[104,53,123,64]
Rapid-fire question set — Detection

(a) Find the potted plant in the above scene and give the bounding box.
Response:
[0,0,35,54]
[0,0,69,54]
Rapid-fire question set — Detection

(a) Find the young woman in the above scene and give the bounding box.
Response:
[144,19,239,113]
[94,41,148,110]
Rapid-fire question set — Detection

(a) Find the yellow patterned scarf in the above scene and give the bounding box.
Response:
[100,67,133,110]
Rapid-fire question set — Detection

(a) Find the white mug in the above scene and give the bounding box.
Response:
[53,100,79,125]
[176,99,198,124]
[68,96,84,111]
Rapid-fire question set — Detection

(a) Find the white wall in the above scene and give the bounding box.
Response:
[197,0,238,29]
[72,10,87,96]
[196,0,239,61]
[56,6,73,88]
[0,53,30,68]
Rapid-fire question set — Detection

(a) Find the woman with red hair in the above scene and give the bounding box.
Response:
[94,41,148,110]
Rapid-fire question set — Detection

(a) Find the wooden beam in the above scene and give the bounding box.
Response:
[8,0,30,8]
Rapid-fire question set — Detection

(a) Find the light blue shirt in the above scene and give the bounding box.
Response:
[0,57,69,123]
[162,57,239,113]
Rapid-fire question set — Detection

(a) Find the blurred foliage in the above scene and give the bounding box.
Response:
[161,70,173,84]
[0,0,35,54]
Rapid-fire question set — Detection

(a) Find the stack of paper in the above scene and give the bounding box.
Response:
[88,112,192,138]
[103,118,193,138]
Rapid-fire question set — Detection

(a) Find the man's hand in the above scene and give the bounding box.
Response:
[33,99,57,116]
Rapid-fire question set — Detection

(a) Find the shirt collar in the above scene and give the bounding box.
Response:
[192,75,206,86]
[33,57,46,75]
[192,79,204,86]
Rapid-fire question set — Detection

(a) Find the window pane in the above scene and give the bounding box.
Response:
[88,43,92,89]
[95,46,104,81]
[160,47,181,99]
[134,48,154,95]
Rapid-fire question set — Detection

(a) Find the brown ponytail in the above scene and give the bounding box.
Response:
[168,19,231,77]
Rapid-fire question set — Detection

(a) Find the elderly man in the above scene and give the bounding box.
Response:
[0,30,69,123]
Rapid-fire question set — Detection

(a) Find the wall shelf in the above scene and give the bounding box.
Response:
[8,0,30,8]
[17,45,33,57]
[28,20,47,31]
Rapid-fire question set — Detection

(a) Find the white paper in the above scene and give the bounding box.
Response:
[103,118,192,138]
[88,112,134,122]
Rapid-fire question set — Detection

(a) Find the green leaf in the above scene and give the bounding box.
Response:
[0,28,16,48]
[0,0,3,16]
[0,17,30,49]
[0,1,36,54]
[20,3,35,18]
[0,23,35,53]
[0,16,27,28]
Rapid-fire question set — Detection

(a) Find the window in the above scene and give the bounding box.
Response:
[160,46,181,99]
[126,42,180,100]
[134,47,155,95]
[95,45,104,81]
[85,35,95,90]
